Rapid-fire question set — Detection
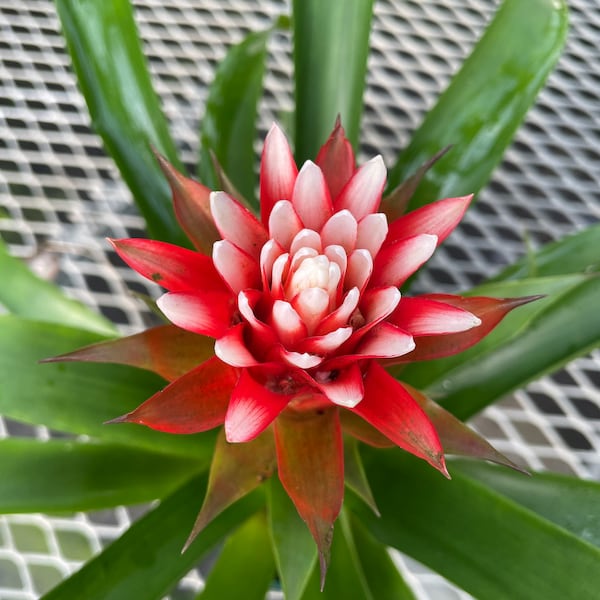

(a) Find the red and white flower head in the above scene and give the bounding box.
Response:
[58,121,533,576]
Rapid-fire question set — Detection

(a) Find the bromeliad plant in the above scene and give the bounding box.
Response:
[2,0,600,599]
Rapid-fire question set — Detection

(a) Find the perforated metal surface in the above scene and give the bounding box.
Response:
[0,1,599,598]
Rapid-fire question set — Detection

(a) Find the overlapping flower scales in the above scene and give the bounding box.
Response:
[53,121,534,575]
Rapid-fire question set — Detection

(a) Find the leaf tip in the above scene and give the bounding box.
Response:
[104,413,132,425]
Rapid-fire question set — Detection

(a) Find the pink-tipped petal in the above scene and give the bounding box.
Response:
[292,287,330,335]
[312,362,364,408]
[260,239,285,290]
[214,323,260,367]
[109,238,225,293]
[351,362,448,475]
[212,240,260,294]
[324,245,347,278]
[356,213,388,258]
[355,322,415,358]
[271,252,291,299]
[225,369,291,442]
[268,200,303,250]
[275,406,344,583]
[315,117,355,201]
[316,287,360,335]
[299,327,353,355]
[260,123,298,225]
[390,296,481,336]
[345,249,373,293]
[334,155,387,219]
[280,347,323,369]
[153,151,219,255]
[108,357,236,433]
[210,191,268,259]
[371,233,438,288]
[238,290,277,343]
[396,294,542,362]
[157,291,233,338]
[272,300,308,348]
[292,161,333,230]
[386,195,472,246]
[289,229,323,255]
[360,286,401,325]
[320,210,358,254]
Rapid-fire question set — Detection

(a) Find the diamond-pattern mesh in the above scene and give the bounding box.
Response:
[0,1,598,598]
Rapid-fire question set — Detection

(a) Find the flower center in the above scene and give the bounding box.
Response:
[285,251,341,302]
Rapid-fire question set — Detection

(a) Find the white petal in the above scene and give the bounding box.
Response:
[268,200,303,250]
[289,229,322,255]
[320,209,357,253]
[356,213,388,258]
[334,155,386,219]
[292,287,330,335]
[292,160,333,231]
[345,249,373,293]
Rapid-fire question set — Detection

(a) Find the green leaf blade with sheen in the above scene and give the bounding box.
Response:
[198,28,273,207]
[354,448,600,600]
[55,0,187,245]
[293,0,374,161]
[0,438,199,514]
[0,240,115,335]
[42,477,263,600]
[0,316,215,461]
[386,0,568,211]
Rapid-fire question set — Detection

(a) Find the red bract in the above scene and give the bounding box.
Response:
[53,121,534,581]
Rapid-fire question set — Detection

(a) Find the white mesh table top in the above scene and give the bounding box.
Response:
[0,1,599,598]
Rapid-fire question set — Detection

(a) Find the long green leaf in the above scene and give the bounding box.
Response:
[198,27,274,207]
[293,0,374,161]
[386,0,568,210]
[0,240,115,335]
[55,0,187,245]
[0,316,215,460]
[354,448,600,600]
[197,513,275,600]
[455,461,600,549]
[0,439,198,514]
[344,512,416,600]
[267,477,317,600]
[491,222,600,281]
[42,477,263,600]
[400,274,600,419]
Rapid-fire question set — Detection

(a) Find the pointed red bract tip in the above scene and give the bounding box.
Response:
[152,148,219,255]
[104,413,131,425]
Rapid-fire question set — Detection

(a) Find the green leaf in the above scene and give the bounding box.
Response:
[197,513,275,600]
[0,316,215,460]
[346,513,417,600]
[55,0,187,245]
[400,275,600,419]
[0,240,115,335]
[305,511,373,599]
[454,461,600,549]
[343,437,379,516]
[491,222,600,281]
[267,477,317,600]
[42,477,263,600]
[198,28,273,207]
[354,448,600,600]
[293,0,374,161]
[0,438,199,514]
[386,0,568,210]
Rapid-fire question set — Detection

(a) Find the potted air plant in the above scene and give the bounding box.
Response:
[1,0,600,599]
